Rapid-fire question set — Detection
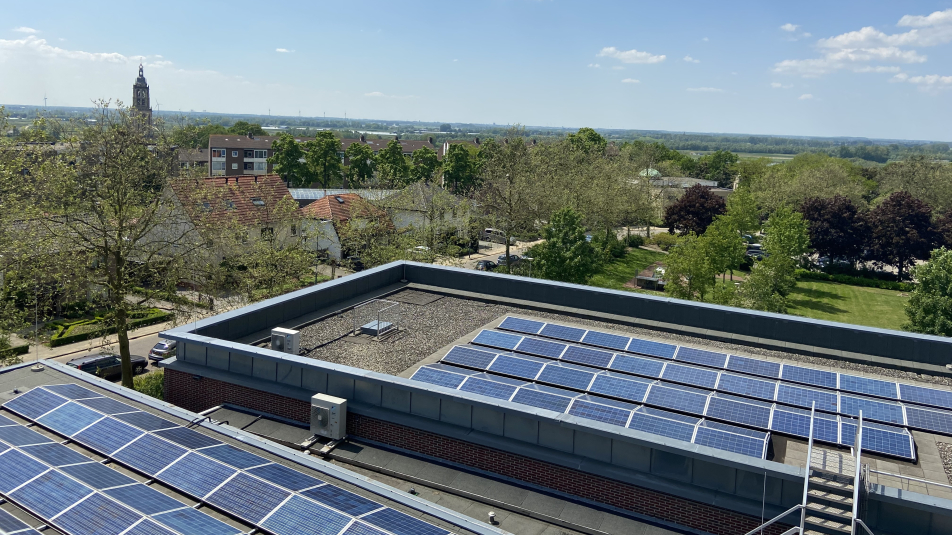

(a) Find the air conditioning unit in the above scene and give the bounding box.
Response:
[271,328,300,354]
[310,393,346,440]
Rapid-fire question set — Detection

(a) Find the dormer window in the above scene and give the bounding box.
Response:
[251,197,265,207]
[334,196,345,204]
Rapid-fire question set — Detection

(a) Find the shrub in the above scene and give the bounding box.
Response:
[625,235,645,248]
[592,234,626,259]
[650,233,678,251]
[49,309,173,347]
[796,269,915,292]
[133,369,164,400]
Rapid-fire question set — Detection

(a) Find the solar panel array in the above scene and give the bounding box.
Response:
[416,340,915,460]
[2,385,451,535]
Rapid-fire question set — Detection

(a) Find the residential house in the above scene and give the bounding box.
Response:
[299,193,392,261]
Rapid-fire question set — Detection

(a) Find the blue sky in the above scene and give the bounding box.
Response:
[2,1,951,141]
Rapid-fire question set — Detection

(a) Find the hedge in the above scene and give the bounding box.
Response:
[132,287,213,310]
[0,344,29,364]
[796,269,916,292]
[49,309,173,347]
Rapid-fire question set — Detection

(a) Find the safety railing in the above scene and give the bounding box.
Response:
[801,401,816,534]
[741,504,804,535]
[851,411,864,534]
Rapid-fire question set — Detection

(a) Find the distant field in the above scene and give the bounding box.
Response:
[679,150,796,162]
[786,280,909,331]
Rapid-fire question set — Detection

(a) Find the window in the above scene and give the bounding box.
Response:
[254,150,268,159]
[224,200,236,210]
[290,224,297,237]
[261,227,275,240]
[244,149,254,158]
[251,197,265,206]
[232,163,238,170]
[198,201,212,212]
[211,162,226,171]
[211,148,226,158]
[254,162,267,171]
[232,150,238,157]
[244,162,255,170]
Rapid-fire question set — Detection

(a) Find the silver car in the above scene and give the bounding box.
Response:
[148,340,177,362]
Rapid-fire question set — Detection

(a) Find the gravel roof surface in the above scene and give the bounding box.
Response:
[295,288,952,388]
[940,442,952,484]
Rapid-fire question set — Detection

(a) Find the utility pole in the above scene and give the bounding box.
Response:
[43,94,47,108]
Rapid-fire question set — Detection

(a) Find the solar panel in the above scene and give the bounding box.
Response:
[153,507,242,535]
[0,508,31,533]
[206,473,291,524]
[471,330,522,350]
[21,442,92,467]
[839,395,904,424]
[410,367,467,389]
[60,462,137,489]
[516,337,567,359]
[717,373,776,401]
[770,407,839,443]
[776,384,838,412]
[3,387,67,419]
[300,485,381,516]
[74,418,144,455]
[154,427,223,450]
[675,347,727,368]
[0,425,53,446]
[568,400,632,427]
[246,462,324,491]
[37,402,103,436]
[725,355,781,378]
[644,384,709,415]
[123,519,180,535]
[341,523,390,535]
[104,484,187,515]
[10,470,93,518]
[0,414,14,426]
[705,394,772,429]
[111,411,180,432]
[609,354,664,378]
[458,377,519,400]
[628,409,697,442]
[588,374,651,403]
[781,365,837,389]
[259,495,351,535]
[511,387,574,413]
[661,363,719,389]
[694,425,766,458]
[626,338,677,359]
[0,449,48,493]
[362,508,450,535]
[54,492,141,535]
[441,346,497,369]
[43,384,101,400]
[498,316,545,335]
[703,419,770,438]
[76,396,138,415]
[536,364,595,390]
[113,433,187,476]
[539,323,587,342]
[158,452,237,498]
[581,330,630,351]
[905,406,952,435]
[849,424,914,460]
[200,444,269,469]
[839,375,897,399]
[899,384,952,410]
[488,355,545,379]
[560,345,613,368]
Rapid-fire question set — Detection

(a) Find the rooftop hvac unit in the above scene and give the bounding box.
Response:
[271,328,300,355]
[310,393,346,440]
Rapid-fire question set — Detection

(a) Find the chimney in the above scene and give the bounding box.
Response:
[248,132,254,139]
[360,134,366,142]
[225,177,229,184]
[395,135,400,140]
[254,175,258,183]
[428,136,434,145]
[235,176,239,183]
[474,137,480,145]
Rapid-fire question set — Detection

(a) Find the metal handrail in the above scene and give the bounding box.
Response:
[867,469,952,490]
[742,504,804,535]
[851,411,864,534]
[855,518,875,535]
[801,401,816,534]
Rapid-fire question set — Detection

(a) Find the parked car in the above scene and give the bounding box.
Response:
[497,254,522,267]
[481,228,516,245]
[474,260,497,271]
[148,340,177,362]
[746,250,766,260]
[346,256,365,272]
[67,353,148,378]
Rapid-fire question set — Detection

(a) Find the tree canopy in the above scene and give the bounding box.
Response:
[534,208,599,284]
[663,184,726,235]
[904,247,952,336]
[268,133,306,186]
[303,131,343,188]
[868,191,936,281]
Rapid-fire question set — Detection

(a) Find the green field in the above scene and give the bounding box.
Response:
[786,280,909,331]
[678,150,795,162]
[588,248,667,292]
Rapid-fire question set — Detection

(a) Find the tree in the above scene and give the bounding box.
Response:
[169,120,227,149]
[534,208,599,283]
[567,127,607,155]
[868,191,937,281]
[442,143,480,193]
[410,146,440,184]
[303,131,343,189]
[694,150,739,187]
[937,211,952,248]
[800,196,866,264]
[904,248,952,336]
[663,233,716,301]
[439,124,453,133]
[663,184,726,235]
[376,139,410,187]
[724,187,760,236]
[227,121,265,136]
[704,216,746,280]
[762,205,811,260]
[345,142,376,188]
[733,206,811,313]
[878,155,952,214]
[748,153,868,213]
[477,134,535,273]
[268,133,306,186]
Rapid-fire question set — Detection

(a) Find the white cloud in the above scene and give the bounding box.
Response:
[587,63,600,68]
[621,78,640,84]
[687,87,722,92]
[453,59,458,62]
[771,82,793,88]
[798,93,813,100]
[275,48,293,53]
[611,65,624,70]
[12,27,38,34]
[0,35,132,63]
[773,46,926,77]
[854,65,902,73]
[597,46,666,64]
[781,23,799,32]
[683,55,700,63]
[702,37,709,42]
[891,72,952,92]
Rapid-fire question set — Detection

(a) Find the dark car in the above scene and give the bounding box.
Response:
[497,254,522,267]
[148,340,177,362]
[67,353,148,378]
[346,256,365,272]
[474,260,497,271]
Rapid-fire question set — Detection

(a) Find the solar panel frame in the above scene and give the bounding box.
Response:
[717,373,777,401]
[0,508,31,533]
[839,395,905,425]
[661,363,720,389]
[839,374,898,399]
[10,470,93,519]
[362,507,450,535]
[510,387,575,413]
[441,346,497,369]
[675,347,728,368]
[780,365,838,389]
[539,323,587,342]
[153,507,243,535]
[471,330,522,351]
[156,452,237,498]
[693,425,766,458]
[53,492,141,535]
[644,384,710,416]
[497,316,545,335]
[625,338,678,359]
[776,383,839,412]
[588,374,652,403]
[21,442,92,467]
[113,433,187,476]
[123,519,181,535]
[724,355,781,378]
[536,363,596,390]
[3,387,68,420]
[75,396,139,415]
[111,411,180,432]
[200,444,269,469]
[259,495,352,535]
[104,484,188,515]
[410,366,468,389]
[42,384,102,400]
[60,461,137,490]
[153,426,223,450]
[581,330,631,351]
[300,485,382,516]
[905,406,952,435]
[36,402,104,437]
[516,337,568,359]
[704,394,773,429]
[246,462,324,492]
[487,354,546,379]
[0,449,49,493]
[608,354,664,378]
[560,345,614,368]
[0,425,54,447]
[899,384,952,410]
[206,472,292,524]
[567,399,632,427]
[458,377,519,400]
[627,409,698,442]
[73,418,144,456]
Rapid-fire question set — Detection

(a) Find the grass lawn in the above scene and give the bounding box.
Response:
[588,248,667,292]
[786,280,910,331]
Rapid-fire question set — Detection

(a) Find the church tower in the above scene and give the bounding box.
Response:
[132,64,152,125]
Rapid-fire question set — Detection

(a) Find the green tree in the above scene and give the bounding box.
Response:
[704,216,746,280]
[477,134,535,272]
[724,188,760,235]
[442,143,480,193]
[567,127,607,154]
[733,256,793,313]
[376,139,410,187]
[762,205,811,260]
[303,131,343,189]
[695,150,739,187]
[169,121,227,149]
[345,142,376,187]
[410,146,440,184]
[663,233,716,301]
[268,133,306,186]
[904,248,952,336]
[227,121,265,136]
[534,208,599,283]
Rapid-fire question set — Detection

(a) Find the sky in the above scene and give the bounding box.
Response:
[1,1,951,141]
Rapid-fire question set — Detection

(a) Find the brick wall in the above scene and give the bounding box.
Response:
[165,369,790,535]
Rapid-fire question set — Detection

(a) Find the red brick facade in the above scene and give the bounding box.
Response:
[165,369,789,535]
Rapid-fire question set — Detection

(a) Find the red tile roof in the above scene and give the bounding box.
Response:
[300,193,387,223]
[171,174,296,226]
